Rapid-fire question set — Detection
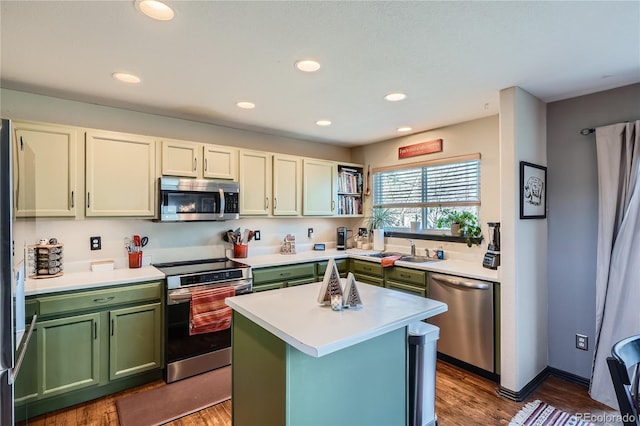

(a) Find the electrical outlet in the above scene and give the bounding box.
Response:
[308,228,314,238]
[90,236,101,251]
[576,334,588,350]
[254,230,261,241]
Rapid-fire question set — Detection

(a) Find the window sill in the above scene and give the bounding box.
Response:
[385,230,483,246]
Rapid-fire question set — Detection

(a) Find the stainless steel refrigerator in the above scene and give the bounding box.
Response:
[1,118,34,424]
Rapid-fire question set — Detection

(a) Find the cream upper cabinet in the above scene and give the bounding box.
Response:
[303,159,335,216]
[13,121,79,217]
[272,154,301,216]
[239,150,272,215]
[161,139,237,180]
[85,130,156,217]
[203,144,237,180]
[161,139,200,178]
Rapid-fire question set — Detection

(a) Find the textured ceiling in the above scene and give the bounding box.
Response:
[1,1,639,146]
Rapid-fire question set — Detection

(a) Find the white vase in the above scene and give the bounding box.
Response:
[373,229,385,251]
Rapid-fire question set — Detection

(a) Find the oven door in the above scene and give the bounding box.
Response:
[164,280,249,382]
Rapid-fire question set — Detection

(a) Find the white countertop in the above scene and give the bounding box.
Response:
[25,266,165,296]
[26,246,499,297]
[232,248,349,268]
[233,248,500,282]
[226,280,447,357]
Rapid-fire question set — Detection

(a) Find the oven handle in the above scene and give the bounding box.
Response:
[167,281,252,304]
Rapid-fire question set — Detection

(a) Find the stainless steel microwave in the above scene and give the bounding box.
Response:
[157,177,239,222]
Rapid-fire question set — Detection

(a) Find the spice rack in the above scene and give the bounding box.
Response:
[27,243,64,278]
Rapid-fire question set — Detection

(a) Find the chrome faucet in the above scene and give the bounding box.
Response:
[408,240,415,256]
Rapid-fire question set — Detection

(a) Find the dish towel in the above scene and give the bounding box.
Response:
[381,255,402,267]
[189,286,236,336]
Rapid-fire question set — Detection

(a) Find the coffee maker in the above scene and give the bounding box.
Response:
[482,222,500,269]
[336,227,347,250]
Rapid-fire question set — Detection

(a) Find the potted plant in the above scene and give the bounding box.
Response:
[365,208,394,250]
[436,209,482,247]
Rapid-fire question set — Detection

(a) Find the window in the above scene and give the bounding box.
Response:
[373,155,480,231]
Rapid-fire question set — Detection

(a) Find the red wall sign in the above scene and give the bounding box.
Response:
[398,139,443,159]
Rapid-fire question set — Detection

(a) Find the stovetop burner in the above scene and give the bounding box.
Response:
[153,257,250,277]
[153,257,252,290]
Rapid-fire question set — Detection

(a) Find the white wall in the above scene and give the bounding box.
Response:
[499,87,548,392]
[351,115,500,258]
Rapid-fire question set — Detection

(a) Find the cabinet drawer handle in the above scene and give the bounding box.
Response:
[71,191,74,208]
[274,198,278,210]
[265,197,269,209]
[93,296,115,304]
[363,266,372,271]
[87,192,90,208]
[194,157,197,172]
[400,273,411,279]
[204,158,208,172]
[94,322,97,340]
[280,272,291,277]
[111,319,114,336]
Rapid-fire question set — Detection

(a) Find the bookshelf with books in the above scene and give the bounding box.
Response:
[337,163,364,216]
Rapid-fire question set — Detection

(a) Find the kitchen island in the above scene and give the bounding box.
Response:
[226,280,447,426]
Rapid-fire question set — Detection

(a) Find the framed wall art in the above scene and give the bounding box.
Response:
[520,161,547,219]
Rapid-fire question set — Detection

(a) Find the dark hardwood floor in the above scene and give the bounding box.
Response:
[19,360,617,425]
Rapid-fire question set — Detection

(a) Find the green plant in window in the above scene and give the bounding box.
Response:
[436,209,482,247]
[365,208,395,231]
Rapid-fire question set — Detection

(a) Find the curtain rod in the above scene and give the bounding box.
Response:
[580,120,633,136]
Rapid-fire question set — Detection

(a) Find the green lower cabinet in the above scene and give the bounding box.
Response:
[15,282,164,422]
[109,302,162,381]
[385,266,427,297]
[252,263,316,292]
[39,312,101,398]
[316,258,349,279]
[351,259,385,286]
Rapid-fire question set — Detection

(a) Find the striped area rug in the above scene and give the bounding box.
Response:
[510,400,596,426]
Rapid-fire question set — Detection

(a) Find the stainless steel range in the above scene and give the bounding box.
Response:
[153,258,252,383]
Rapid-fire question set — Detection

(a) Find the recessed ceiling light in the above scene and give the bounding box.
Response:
[316,120,332,126]
[135,0,175,21]
[236,101,255,109]
[112,72,141,84]
[384,92,407,102]
[295,59,321,72]
[397,126,412,132]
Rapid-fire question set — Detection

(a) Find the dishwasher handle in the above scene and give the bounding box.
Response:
[430,274,490,290]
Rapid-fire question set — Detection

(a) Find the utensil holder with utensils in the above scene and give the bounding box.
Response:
[233,244,248,258]
[128,251,143,268]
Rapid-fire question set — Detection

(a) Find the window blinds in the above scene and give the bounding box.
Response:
[373,159,480,208]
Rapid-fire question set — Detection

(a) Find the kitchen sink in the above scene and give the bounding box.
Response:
[399,255,440,263]
[363,252,440,262]
[365,252,403,258]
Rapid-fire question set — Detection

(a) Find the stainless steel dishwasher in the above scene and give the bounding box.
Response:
[428,273,495,373]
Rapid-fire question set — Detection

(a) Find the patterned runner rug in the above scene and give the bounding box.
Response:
[510,400,596,426]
